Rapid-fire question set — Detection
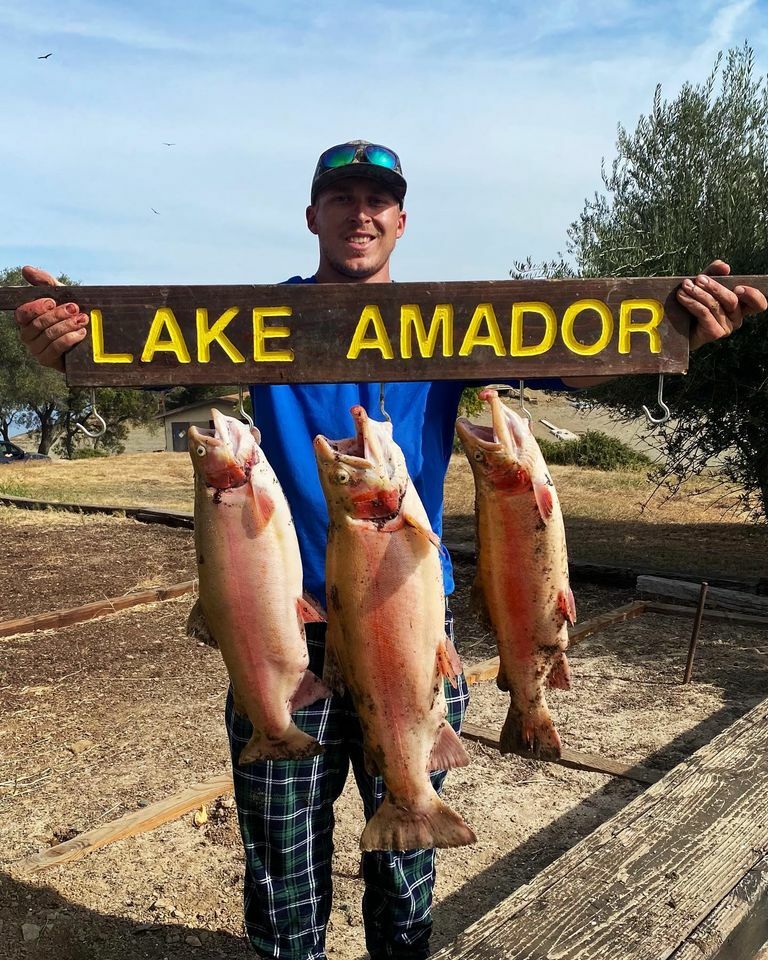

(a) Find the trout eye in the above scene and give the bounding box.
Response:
[473,450,484,462]
[333,471,350,485]
[196,444,207,456]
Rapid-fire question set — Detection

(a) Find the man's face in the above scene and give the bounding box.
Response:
[306,177,406,282]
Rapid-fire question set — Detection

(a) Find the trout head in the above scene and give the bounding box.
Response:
[314,405,408,521]
[456,388,554,511]
[188,409,262,490]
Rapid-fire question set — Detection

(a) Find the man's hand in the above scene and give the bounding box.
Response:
[14,265,89,373]
[676,259,767,351]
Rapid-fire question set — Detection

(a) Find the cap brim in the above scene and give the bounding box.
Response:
[311,166,406,204]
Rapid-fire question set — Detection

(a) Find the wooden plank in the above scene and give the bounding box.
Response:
[0,276,717,385]
[638,575,768,616]
[15,773,234,875]
[433,696,768,960]
[670,854,768,959]
[463,601,648,686]
[0,580,198,638]
[447,541,766,594]
[646,601,768,628]
[461,721,662,785]
[0,495,195,529]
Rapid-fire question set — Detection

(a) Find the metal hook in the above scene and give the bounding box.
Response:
[642,373,671,426]
[379,383,391,423]
[238,385,255,429]
[74,388,107,439]
[518,380,532,421]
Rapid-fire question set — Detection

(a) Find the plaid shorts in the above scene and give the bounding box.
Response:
[225,608,470,960]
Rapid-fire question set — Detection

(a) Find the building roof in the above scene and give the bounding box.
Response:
[156,394,239,421]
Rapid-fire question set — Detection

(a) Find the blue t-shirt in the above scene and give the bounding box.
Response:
[250,276,566,602]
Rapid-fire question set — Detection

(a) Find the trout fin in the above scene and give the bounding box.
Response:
[558,587,577,625]
[364,748,381,778]
[186,599,218,648]
[403,513,442,551]
[360,792,476,851]
[238,721,324,764]
[436,637,462,690]
[496,663,511,693]
[298,593,326,622]
[469,575,493,631]
[429,722,470,772]
[290,670,332,712]
[533,477,555,522]
[322,637,346,696]
[247,484,276,528]
[499,702,562,760]
[231,685,248,717]
[547,652,572,690]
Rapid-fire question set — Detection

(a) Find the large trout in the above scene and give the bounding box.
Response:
[455,388,575,760]
[187,409,329,764]
[314,405,476,852]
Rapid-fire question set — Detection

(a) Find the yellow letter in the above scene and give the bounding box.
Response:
[253,306,294,362]
[618,299,663,355]
[458,304,505,357]
[141,307,191,363]
[90,309,133,363]
[561,300,614,356]
[400,304,454,359]
[347,305,394,360]
[196,307,245,364]
[510,302,557,356]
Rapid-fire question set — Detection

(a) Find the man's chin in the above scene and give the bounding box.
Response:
[331,257,384,280]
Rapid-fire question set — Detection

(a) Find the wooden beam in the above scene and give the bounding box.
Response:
[645,601,768,628]
[0,276,715,385]
[670,854,768,959]
[433,696,768,960]
[0,580,198,639]
[15,773,234,876]
[463,601,649,686]
[638,575,768,616]
[461,721,662,785]
[0,494,194,529]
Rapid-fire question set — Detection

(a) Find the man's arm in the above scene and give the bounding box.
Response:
[562,260,767,389]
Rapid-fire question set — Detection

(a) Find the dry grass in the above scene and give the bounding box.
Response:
[2,450,766,582]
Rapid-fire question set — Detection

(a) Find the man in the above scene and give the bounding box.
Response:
[15,140,767,959]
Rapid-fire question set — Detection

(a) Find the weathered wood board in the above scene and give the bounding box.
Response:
[638,575,768,616]
[460,721,662,785]
[0,276,721,384]
[432,696,768,960]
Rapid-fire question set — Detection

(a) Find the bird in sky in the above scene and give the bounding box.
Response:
[162,142,176,147]
[151,208,160,215]
[37,53,53,59]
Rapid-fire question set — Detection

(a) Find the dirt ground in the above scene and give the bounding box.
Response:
[1,500,767,959]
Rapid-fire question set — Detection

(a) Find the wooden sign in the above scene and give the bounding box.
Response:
[0,276,761,387]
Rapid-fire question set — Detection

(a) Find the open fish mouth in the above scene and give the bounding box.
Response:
[455,418,502,452]
[479,388,529,459]
[313,433,374,471]
[188,409,260,490]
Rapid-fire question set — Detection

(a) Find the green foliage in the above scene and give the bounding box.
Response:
[514,45,768,517]
[71,445,110,459]
[0,478,30,497]
[0,266,162,458]
[457,387,483,419]
[538,431,652,471]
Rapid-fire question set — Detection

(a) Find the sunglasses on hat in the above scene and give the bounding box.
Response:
[318,142,401,172]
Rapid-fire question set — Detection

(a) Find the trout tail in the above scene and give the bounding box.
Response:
[238,721,324,764]
[360,792,476,852]
[499,701,562,760]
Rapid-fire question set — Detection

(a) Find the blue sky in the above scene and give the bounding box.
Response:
[2,0,767,285]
